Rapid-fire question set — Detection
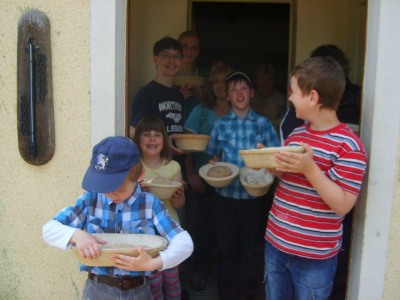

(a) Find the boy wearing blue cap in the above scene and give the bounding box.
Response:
[42,136,193,299]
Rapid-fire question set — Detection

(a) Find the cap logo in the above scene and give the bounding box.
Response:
[95,154,109,171]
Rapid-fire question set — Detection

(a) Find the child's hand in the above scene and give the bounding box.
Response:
[172,184,184,199]
[138,179,150,192]
[188,173,205,194]
[180,85,194,99]
[112,246,162,271]
[256,143,265,148]
[275,143,315,174]
[168,135,185,156]
[70,230,107,259]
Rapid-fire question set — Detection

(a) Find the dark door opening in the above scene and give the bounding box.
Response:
[180,2,349,300]
[191,2,290,94]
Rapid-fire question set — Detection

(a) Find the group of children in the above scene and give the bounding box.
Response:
[43,34,367,300]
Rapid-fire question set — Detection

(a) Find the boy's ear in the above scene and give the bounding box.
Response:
[309,90,319,106]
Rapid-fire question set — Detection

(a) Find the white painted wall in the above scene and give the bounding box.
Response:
[90,0,127,146]
[348,0,400,299]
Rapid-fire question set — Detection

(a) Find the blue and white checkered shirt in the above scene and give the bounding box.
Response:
[206,109,280,199]
[53,185,182,276]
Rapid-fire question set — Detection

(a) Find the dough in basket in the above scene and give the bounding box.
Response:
[207,165,232,178]
[151,177,173,185]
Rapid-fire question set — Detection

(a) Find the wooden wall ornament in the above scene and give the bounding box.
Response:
[17,10,55,165]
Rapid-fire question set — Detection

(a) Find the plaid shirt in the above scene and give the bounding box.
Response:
[206,109,280,199]
[54,185,182,276]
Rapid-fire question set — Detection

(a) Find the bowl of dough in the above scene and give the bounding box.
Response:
[199,162,239,188]
[146,177,182,200]
[72,233,168,267]
[239,146,304,169]
[240,167,274,197]
[172,134,210,152]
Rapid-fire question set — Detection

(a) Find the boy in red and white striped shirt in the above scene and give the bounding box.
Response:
[264,56,367,300]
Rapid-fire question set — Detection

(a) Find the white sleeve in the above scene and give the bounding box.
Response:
[158,231,193,270]
[42,219,79,250]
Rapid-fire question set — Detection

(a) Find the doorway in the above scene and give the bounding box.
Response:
[189,2,291,94]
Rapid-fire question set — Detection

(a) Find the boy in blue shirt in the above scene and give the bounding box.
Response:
[206,72,280,300]
[42,136,193,299]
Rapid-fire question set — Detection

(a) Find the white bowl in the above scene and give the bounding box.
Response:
[240,167,274,197]
[199,162,239,188]
[239,146,304,169]
[146,177,182,200]
[71,233,168,267]
[173,134,210,152]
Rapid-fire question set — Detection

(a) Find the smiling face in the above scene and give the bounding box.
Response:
[139,130,164,159]
[211,72,229,101]
[227,80,254,115]
[154,49,182,78]
[288,75,311,120]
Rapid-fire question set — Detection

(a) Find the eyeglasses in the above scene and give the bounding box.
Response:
[159,52,182,60]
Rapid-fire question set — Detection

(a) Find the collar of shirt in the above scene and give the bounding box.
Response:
[226,109,257,121]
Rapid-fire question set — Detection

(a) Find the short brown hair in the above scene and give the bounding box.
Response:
[291,56,346,110]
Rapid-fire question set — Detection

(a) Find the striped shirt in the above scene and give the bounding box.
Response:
[265,123,367,259]
[53,185,183,276]
[206,109,280,199]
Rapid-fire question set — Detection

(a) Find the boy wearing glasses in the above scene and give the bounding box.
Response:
[130,36,184,156]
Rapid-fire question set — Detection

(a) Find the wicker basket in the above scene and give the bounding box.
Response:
[146,178,182,200]
[239,167,274,197]
[199,162,239,188]
[173,74,206,87]
[239,146,304,168]
[72,233,168,267]
[173,134,210,152]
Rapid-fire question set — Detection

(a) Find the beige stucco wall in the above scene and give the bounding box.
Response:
[0,1,90,299]
[384,155,400,298]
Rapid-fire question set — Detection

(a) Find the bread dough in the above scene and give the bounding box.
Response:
[207,165,232,178]
[245,174,267,185]
[152,177,173,185]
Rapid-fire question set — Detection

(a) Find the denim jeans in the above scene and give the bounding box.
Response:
[82,278,153,300]
[264,241,338,300]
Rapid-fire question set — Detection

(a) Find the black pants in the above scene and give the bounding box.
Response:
[213,194,267,300]
[186,182,217,271]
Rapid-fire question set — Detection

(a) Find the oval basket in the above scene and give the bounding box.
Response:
[71,233,168,267]
[239,146,304,169]
[173,134,210,152]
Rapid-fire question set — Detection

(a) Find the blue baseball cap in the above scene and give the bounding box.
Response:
[82,136,141,193]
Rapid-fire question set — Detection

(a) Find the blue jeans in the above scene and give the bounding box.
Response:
[264,241,338,300]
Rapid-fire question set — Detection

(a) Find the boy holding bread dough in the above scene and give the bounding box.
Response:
[206,71,279,300]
